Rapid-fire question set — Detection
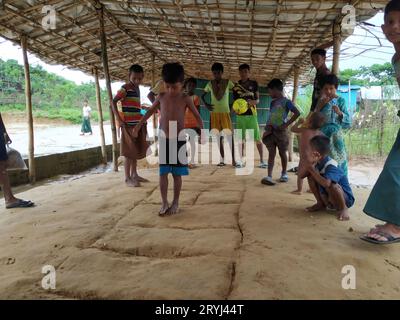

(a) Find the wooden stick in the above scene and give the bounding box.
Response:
[289,67,300,162]
[21,35,36,184]
[94,67,107,165]
[332,20,342,76]
[151,54,159,157]
[97,3,118,172]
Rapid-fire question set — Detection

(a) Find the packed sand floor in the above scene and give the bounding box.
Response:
[1,158,400,299]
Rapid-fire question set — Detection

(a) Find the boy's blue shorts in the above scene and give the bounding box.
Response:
[159,165,189,176]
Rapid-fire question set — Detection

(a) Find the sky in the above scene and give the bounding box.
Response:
[0,11,393,97]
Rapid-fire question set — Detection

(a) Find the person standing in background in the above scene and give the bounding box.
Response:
[80,99,93,136]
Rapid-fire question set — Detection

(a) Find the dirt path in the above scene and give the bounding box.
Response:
[0,160,399,299]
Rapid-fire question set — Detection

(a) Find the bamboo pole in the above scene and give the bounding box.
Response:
[332,20,342,76]
[96,3,118,172]
[289,66,300,162]
[151,54,158,157]
[21,35,35,183]
[93,67,107,164]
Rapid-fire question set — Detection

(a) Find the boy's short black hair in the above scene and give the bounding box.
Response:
[129,64,144,74]
[321,74,339,89]
[267,78,284,91]
[311,48,327,58]
[162,62,185,84]
[310,135,331,156]
[211,63,224,72]
[385,0,400,20]
[239,63,250,71]
[185,77,197,86]
[309,112,326,130]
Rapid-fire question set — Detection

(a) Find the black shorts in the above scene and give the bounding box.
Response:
[0,132,7,161]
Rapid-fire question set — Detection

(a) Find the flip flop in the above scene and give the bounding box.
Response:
[6,199,34,209]
[217,162,226,167]
[261,177,276,186]
[279,174,289,183]
[258,162,268,169]
[360,231,400,245]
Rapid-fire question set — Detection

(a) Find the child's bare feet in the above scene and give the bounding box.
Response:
[306,203,326,212]
[126,178,141,187]
[291,189,302,195]
[337,209,350,221]
[159,203,170,216]
[168,202,180,215]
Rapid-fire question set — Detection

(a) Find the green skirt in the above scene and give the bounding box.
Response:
[81,117,92,133]
[363,129,400,226]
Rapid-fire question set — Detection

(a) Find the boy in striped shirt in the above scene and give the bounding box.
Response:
[112,64,150,187]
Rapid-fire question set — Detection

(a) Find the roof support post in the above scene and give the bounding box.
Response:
[151,54,158,156]
[21,35,36,183]
[332,20,342,76]
[288,66,300,162]
[96,2,118,172]
[93,67,107,165]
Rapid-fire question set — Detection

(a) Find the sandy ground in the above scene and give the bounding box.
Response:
[1,150,400,300]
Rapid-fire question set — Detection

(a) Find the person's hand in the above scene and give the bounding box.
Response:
[332,105,343,117]
[297,118,305,125]
[120,121,128,128]
[4,132,11,144]
[205,103,214,111]
[319,94,331,106]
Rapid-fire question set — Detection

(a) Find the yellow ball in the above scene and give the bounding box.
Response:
[233,98,249,115]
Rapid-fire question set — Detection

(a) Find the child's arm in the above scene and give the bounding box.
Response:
[280,103,300,129]
[201,91,213,111]
[132,98,161,138]
[307,164,332,189]
[112,87,127,126]
[290,118,306,133]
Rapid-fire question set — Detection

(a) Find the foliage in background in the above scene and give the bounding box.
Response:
[0,58,110,124]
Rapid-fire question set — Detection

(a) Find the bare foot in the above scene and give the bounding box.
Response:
[337,209,350,221]
[291,190,302,195]
[159,203,170,216]
[306,203,326,212]
[168,202,180,215]
[306,189,312,193]
[126,178,141,187]
[135,175,149,183]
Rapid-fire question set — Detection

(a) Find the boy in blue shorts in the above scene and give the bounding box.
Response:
[133,63,204,216]
[306,135,355,221]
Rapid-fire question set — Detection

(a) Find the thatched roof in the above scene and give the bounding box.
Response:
[0,0,387,85]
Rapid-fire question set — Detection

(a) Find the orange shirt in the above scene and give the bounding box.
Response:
[184,95,201,129]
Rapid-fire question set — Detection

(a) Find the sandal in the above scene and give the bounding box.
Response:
[6,199,34,209]
[360,231,400,245]
[279,174,289,183]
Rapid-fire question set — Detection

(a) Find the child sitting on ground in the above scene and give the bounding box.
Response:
[133,63,204,216]
[183,77,201,169]
[306,135,355,221]
[261,79,300,186]
[290,112,326,195]
[112,64,149,187]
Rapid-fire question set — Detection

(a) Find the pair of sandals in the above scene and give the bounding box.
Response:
[5,199,34,209]
[261,174,289,186]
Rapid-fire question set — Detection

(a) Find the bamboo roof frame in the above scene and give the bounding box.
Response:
[0,0,387,85]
